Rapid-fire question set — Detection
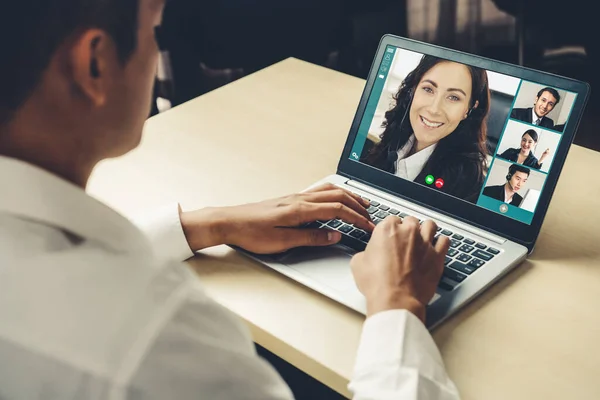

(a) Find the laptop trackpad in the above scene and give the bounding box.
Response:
[277,246,357,292]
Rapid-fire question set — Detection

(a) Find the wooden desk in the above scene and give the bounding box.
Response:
[88,58,600,400]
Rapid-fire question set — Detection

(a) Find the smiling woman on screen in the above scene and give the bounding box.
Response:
[498,129,550,170]
[361,55,491,203]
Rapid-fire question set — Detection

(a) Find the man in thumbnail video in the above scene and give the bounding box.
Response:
[483,163,530,207]
[511,87,560,129]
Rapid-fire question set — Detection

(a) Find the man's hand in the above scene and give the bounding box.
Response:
[350,216,450,322]
[180,183,374,254]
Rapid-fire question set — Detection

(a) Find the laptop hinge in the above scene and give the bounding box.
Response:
[345,179,507,245]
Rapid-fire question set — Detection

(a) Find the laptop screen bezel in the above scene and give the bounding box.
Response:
[337,35,590,248]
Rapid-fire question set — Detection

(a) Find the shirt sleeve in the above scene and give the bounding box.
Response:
[349,310,461,400]
[132,203,195,263]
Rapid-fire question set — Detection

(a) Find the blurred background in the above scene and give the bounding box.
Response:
[153,0,598,149]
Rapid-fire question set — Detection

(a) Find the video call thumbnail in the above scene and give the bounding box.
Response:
[349,45,577,225]
[478,158,548,223]
[495,120,560,173]
[510,81,577,133]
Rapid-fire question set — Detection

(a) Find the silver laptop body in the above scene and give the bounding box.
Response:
[237,35,589,328]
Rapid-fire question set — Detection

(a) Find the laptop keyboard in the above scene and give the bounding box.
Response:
[310,194,502,292]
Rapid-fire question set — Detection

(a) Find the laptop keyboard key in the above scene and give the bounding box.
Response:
[464,238,475,245]
[447,248,459,257]
[304,221,322,229]
[378,204,390,211]
[452,234,464,240]
[458,244,474,253]
[449,261,477,275]
[438,278,456,291]
[441,229,453,236]
[469,258,485,269]
[338,234,366,252]
[444,268,467,282]
[360,233,371,243]
[373,218,383,225]
[327,220,342,229]
[349,229,365,239]
[450,239,461,248]
[367,206,378,214]
[475,242,487,250]
[338,224,353,234]
[374,211,389,219]
[487,247,500,255]
[399,212,409,218]
[444,256,452,265]
[389,208,400,215]
[369,200,380,207]
[457,253,472,263]
[472,250,493,261]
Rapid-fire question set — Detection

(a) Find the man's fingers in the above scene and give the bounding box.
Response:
[434,234,451,256]
[278,228,342,249]
[378,214,402,230]
[299,203,375,232]
[304,183,337,193]
[350,252,365,281]
[304,184,370,207]
[401,216,420,230]
[304,189,371,220]
[420,220,438,243]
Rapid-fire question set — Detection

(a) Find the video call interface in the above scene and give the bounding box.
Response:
[349,45,578,225]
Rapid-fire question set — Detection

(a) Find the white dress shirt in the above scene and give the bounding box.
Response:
[531,108,542,125]
[0,155,460,399]
[503,186,515,204]
[395,135,437,181]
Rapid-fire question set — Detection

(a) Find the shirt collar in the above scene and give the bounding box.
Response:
[0,155,151,254]
[532,108,541,124]
[394,135,437,181]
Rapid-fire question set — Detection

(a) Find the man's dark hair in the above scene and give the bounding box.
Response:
[0,0,139,124]
[509,163,531,177]
[537,87,561,105]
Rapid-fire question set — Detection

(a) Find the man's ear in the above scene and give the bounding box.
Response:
[69,29,112,107]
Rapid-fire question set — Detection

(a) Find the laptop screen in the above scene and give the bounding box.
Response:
[349,45,578,225]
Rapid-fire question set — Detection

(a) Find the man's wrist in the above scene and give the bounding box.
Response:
[180,207,232,251]
[366,291,426,322]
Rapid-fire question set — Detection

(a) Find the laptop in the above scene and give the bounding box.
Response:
[238,35,590,328]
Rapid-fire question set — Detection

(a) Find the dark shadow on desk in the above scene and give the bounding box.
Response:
[256,344,347,400]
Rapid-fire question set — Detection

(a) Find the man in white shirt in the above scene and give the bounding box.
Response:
[0,0,458,399]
